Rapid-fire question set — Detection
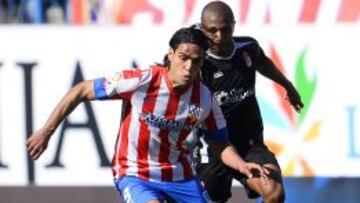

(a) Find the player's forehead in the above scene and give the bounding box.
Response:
[201,13,233,29]
[174,43,203,58]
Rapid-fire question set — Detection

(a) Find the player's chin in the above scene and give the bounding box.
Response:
[209,45,221,53]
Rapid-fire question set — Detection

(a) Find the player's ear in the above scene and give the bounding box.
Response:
[167,48,175,62]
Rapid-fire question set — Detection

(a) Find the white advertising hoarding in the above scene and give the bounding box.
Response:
[0,25,359,185]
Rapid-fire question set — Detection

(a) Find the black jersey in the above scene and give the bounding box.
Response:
[200,37,266,153]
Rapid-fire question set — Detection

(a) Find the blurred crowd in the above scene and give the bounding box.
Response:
[0,0,132,24]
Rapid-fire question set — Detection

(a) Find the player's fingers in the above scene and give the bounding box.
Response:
[261,173,269,185]
[299,101,304,109]
[29,147,38,159]
[26,141,33,151]
[251,163,266,174]
[34,149,44,160]
[262,166,271,175]
[29,140,41,157]
[26,139,30,147]
[295,102,304,112]
[26,136,35,148]
[293,104,300,112]
[31,147,44,160]
[32,151,41,160]
[27,136,40,149]
[297,105,302,112]
[244,170,253,179]
[27,141,39,157]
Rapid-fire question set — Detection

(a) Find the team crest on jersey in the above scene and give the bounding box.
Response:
[242,51,252,67]
[187,104,201,126]
[213,71,224,79]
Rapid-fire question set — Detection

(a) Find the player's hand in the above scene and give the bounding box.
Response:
[26,128,51,160]
[285,84,304,113]
[238,162,270,184]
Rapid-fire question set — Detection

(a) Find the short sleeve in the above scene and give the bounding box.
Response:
[93,69,143,100]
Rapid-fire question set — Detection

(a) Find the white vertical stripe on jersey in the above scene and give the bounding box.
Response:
[147,75,170,181]
[124,71,152,178]
[199,85,212,121]
[171,86,193,181]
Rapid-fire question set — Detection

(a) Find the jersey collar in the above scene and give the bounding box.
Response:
[206,40,236,60]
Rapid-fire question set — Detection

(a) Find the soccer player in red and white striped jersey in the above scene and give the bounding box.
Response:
[27,27,268,203]
[95,66,225,182]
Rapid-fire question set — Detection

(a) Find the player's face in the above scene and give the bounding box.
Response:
[201,15,234,54]
[168,43,204,89]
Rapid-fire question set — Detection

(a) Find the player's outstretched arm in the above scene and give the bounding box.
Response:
[208,140,269,181]
[284,81,303,112]
[256,57,304,112]
[26,80,95,160]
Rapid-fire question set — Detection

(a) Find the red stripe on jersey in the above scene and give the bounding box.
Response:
[177,127,193,179]
[116,102,132,177]
[178,148,192,179]
[122,69,142,79]
[137,69,161,180]
[205,108,217,132]
[177,81,201,179]
[158,91,181,181]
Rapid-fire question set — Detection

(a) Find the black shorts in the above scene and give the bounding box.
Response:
[195,143,281,201]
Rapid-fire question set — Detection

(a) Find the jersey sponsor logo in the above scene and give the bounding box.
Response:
[214,87,255,106]
[213,71,224,79]
[139,106,200,132]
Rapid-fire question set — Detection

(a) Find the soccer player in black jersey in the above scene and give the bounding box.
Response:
[193,1,304,203]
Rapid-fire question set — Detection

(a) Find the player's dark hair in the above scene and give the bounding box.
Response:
[162,27,209,68]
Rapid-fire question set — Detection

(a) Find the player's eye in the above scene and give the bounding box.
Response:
[179,55,187,61]
[207,28,217,34]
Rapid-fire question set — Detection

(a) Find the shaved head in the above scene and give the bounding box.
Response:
[199,1,235,56]
[201,1,234,24]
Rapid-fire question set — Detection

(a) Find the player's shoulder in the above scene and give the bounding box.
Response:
[149,64,168,74]
[233,36,260,49]
[233,36,258,44]
[129,65,164,82]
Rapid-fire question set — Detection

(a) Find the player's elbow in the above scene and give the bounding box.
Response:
[73,80,95,101]
[208,139,231,157]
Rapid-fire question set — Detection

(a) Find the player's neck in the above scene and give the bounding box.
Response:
[166,70,192,95]
[173,84,190,94]
[207,40,235,60]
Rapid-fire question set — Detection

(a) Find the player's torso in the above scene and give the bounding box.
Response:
[201,38,264,142]
[203,50,256,107]
[132,81,211,144]
[117,69,213,181]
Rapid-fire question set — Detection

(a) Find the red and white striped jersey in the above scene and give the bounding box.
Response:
[94,65,227,182]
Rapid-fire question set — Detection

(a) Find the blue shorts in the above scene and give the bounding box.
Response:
[114,176,210,203]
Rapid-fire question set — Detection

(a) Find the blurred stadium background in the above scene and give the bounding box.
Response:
[0,0,360,202]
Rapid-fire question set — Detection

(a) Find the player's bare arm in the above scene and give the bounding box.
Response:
[208,140,269,181]
[26,80,95,160]
[256,57,304,112]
